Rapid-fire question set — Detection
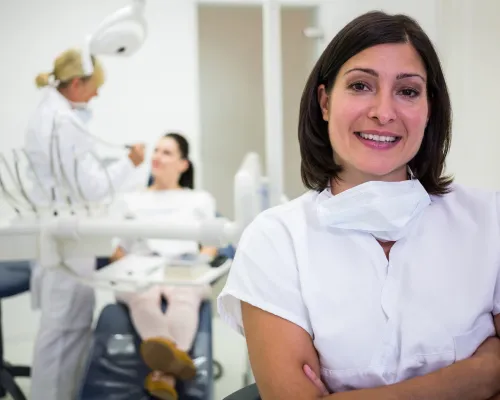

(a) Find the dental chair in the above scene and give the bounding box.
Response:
[0,261,31,400]
[79,244,235,400]
[223,384,260,400]
[78,299,214,400]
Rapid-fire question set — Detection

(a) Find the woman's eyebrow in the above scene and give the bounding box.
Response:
[344,68,426,82]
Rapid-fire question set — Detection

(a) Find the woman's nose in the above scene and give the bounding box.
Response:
[367,91,397,125]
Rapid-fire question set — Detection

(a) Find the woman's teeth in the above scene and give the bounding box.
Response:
[357,132,397,142]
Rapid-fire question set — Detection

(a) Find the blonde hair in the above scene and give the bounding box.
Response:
[35,48,105,89]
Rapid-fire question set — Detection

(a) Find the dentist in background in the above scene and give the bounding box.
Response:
[24,48,145,400]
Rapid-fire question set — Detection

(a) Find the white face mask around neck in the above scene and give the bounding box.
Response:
[315,178,431,241]
[69,101,93,124]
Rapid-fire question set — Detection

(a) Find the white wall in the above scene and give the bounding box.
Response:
[198,6,265,218]
[3,0,500,219]
[436,0,500,190]
[198,5,316,217]
[317,0,500,191]
[282,7,317,200]
[317,0,439,50]
[0,0,200,195]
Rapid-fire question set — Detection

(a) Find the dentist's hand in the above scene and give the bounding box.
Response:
[303,364,329,396]
[128,143,145,167]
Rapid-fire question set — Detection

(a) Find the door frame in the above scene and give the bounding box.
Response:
[195,0,322,206]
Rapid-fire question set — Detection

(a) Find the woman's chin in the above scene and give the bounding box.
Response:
[353,162,408,181]
[150,171,162,183]
[150,166,163,177]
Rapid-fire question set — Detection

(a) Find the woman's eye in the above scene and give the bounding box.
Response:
[350,82,369,91]
[400,88,420,98]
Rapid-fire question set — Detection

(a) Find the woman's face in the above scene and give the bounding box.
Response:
[151,137,188,183]
[79,78,100,102]
[318,43,429,183]
[67,77,100,103]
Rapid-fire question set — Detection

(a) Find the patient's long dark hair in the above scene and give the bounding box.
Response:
[148,132,194,189]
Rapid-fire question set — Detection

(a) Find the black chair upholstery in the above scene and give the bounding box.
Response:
[0,261,32,400]
[223,384,260,400]
[79,300,214,400]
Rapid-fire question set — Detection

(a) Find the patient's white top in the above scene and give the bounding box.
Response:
[115,189,216,258]
[218,184,500,392]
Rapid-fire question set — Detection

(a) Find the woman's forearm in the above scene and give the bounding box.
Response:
[323,357,499,400]
[200,246,218,258]
[110,246,126,263]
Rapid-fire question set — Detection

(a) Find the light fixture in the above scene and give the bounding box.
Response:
[81,0,147,75]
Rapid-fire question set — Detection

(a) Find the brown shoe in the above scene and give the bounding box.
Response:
[141,337,197,380]
[145,372,178,400]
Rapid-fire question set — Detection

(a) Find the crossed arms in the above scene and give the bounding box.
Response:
[242,303,500,400]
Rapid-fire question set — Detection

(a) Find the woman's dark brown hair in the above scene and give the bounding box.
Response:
[299,11,453,195]
[148,132,194,189]
[165,132,194,189]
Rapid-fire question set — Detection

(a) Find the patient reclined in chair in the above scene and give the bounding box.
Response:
[83,132,231,399]
[111,188,219,400]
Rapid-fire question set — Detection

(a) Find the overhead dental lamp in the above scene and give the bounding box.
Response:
[81,0,147,75]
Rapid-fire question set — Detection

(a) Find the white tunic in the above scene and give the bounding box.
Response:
[24,88,136,400]
[218,184,500,393]
[24,87,135,206]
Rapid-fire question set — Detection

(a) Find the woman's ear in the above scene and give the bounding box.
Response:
[70,77,82,90]
[317,84,329,122]
[179,158,189,174]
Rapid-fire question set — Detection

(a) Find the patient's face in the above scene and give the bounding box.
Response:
[151,137,188,183]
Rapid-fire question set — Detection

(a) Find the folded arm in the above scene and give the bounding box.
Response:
[200,246,218,258]
[242,302,500,400]
[486,314,500,400]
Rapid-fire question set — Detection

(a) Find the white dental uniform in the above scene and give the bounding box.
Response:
[218,184,500,393]
[24,87,136,400]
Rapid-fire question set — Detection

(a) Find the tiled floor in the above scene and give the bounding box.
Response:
[2,287,249,399]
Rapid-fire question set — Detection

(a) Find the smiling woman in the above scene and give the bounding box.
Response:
[317,43,430,188]
[298,14,451,195]
[218,10,500,400]
[343,66,427,149]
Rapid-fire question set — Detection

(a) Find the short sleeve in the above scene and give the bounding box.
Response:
[495,249,500,315]
[494,193,500,315]
[217,212,312,337]
[494,278,500,315]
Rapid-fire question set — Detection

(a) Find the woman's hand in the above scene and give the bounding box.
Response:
[302,335,500,400]
[303,364,329,396]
